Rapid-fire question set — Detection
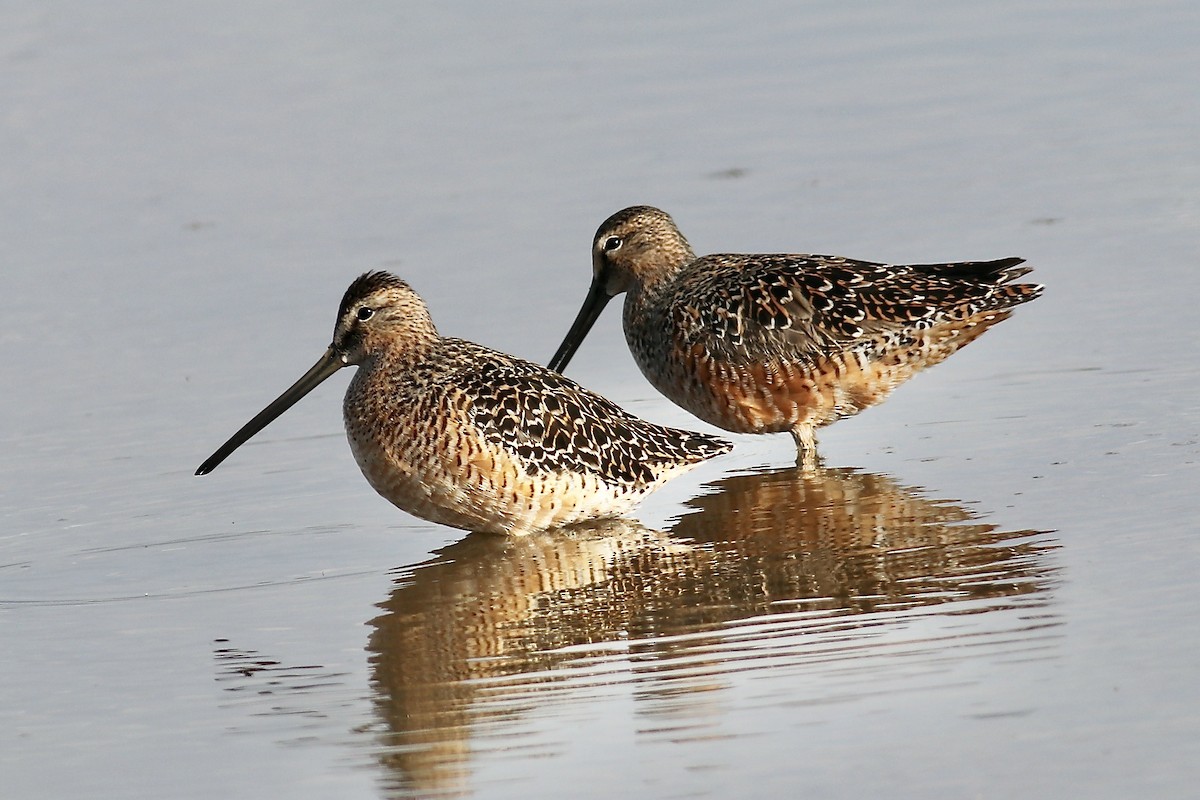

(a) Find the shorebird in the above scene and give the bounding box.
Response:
[197,271,731,534]
[548,206,1042,463]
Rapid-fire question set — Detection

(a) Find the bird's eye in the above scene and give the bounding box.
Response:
[356,307,375,321]
[602,235,622,253]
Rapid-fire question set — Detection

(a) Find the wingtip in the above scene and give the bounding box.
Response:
[999,259,1034,282]
[700,433,735,458]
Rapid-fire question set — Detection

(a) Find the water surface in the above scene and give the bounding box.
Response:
[2,2,1197,798]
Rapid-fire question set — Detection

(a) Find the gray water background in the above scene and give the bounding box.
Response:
[2,2,1197,798]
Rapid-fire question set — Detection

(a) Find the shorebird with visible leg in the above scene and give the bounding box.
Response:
[549,206,1042,466]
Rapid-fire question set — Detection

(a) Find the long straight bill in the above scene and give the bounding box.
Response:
[196,348,345,475]
[547,278,612,373]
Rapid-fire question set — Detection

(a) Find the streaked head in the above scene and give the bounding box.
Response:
[590,205,695,296]
[332,271,438,365]
[196,271,436,475]
[549,206,695,373]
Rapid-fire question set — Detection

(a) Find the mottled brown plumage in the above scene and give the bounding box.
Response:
[198,271,730,534]
[548,206,1042,461]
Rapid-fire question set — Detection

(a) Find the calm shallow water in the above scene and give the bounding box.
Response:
[362,469,1058,797]
[2,2,1198,798]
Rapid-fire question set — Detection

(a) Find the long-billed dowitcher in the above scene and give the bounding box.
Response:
[548,206,1042,462]
[197,271,731,534]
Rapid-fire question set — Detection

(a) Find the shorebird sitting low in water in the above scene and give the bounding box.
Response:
[197,271,731,534]
[548,206,1042,464]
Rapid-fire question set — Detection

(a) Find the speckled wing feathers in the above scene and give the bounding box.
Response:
[444,340,730,486]
[670,254,1042,359]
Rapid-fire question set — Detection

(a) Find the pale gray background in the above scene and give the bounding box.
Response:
[2,2,1197,798]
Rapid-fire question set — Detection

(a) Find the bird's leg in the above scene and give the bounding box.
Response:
[790,425,822,472]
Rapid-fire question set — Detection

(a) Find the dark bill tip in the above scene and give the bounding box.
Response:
[547,280,612,373]
[196,348,345,476]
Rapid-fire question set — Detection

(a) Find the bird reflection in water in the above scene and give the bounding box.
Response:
[367,464,1058,797]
